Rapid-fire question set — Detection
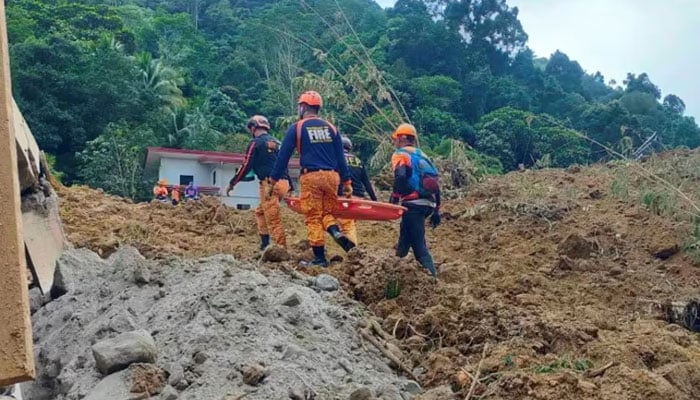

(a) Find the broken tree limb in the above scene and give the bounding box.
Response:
[585,361,617,378]
[370,318,397,343]
[358,327,417,381]
[464,344,488,400]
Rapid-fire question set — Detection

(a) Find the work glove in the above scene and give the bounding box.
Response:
[225,183,234,196]
[342,181,353,198]
[430,209,441,229]
[266,179,277,199]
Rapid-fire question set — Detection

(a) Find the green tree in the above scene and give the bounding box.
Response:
[77,122,159,199]
[475,107,588,170]
[135,52,185,111]
[663,94,686,115]
[426,0,528,72]
[545,50,583,94]
[623,72,661,99]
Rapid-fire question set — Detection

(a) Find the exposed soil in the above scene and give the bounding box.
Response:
[57,158,700,399]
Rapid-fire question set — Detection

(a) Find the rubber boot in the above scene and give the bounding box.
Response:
[417,255,437,279]
[326,225,356,252]
[300,246,328,267]
[260,234,270,250]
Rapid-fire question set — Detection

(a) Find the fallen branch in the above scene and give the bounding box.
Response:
[370,319,396,343]
[392,318,403,338]
[585,361,617,378]
[359,328,417,380]
[464,344,488,400]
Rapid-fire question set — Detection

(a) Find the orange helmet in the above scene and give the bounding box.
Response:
[247,115,271,131]
[297,90,322,107]
[391,123,417,140]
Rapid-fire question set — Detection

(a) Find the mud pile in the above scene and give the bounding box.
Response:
[23,246,420,400]
[57,156,700,399]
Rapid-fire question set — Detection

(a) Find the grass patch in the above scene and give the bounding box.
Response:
[682,220,700,265]
[533,355,593,374]
[383,278,401,299]
[640,189,677,217]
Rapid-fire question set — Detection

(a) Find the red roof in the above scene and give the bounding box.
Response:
[145,147,300,168]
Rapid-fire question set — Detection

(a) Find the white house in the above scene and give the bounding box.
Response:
[145,147,300,209]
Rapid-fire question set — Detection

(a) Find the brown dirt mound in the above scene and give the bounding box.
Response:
[59,162,700,399]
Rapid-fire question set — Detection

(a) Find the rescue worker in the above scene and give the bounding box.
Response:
[153,179,168,202]
[336,135,377,245]
[226,115,291,249]
[184,182,199,201]
[389,123,441,278]
[171,185,181,206]
[269,90,354,267]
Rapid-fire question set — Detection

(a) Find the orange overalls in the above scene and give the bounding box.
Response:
[229,132,291,247]
[269,117,352,251]
[300,170,341,246]
[256,178,289,246]
[171,186,181,204]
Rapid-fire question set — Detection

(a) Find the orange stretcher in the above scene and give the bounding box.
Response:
[284,197,407,221]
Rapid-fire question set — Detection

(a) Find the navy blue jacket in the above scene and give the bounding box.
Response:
[270,117,350,183]
[337,151,377,200]
[230,133,290,185]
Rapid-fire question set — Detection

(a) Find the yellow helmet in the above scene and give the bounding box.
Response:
[391,123,417,140]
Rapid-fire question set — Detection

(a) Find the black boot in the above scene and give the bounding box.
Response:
[301,246,328,267]
[326,225,356,252]
[260,234,270,250]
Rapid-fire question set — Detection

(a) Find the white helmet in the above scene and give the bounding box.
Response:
[341,135,352,151]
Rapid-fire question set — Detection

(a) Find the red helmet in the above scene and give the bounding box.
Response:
[247,115,271,131]
[297,90,322,107]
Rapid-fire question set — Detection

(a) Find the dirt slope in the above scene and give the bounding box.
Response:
[58,157,700,399]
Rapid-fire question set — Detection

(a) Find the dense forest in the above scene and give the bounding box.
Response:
[7,0,699,198]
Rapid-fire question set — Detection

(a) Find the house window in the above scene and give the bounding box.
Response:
[212,171,216,185]
[179,175,194,185]
[237,204,251,210]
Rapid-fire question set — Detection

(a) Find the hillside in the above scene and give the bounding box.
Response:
[7,0,700,200]
[52,153,700,399]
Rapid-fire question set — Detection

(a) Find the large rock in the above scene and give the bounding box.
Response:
[376,384,403,400]
[92,330,158,375]
[160,385,179,400]
[401,380,422,395]
[348,387,373,400]
[83,370,131,400]
[315,274,340,291]
[279,288,302,307]
[108,245,146,270]
[415,385,454,400]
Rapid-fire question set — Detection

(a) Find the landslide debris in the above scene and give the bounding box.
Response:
[56,153,700,399]
[24,247,419,400]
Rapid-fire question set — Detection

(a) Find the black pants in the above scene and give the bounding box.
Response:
[396,204,435,274]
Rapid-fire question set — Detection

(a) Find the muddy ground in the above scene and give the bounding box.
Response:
[56,154,700,399]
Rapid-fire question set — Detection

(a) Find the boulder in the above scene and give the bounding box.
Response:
[92,330,157,375]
